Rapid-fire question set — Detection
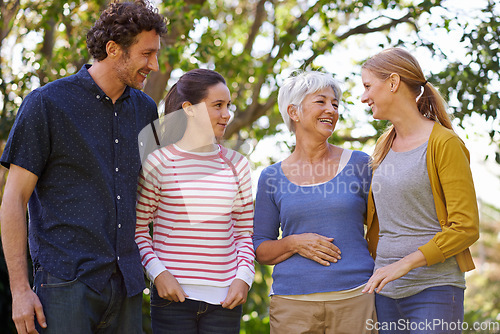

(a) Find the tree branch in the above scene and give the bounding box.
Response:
[144,0,208,105]
[303,11,414,69]
[228,2,324,138]
[0,0,20,40]
[225,93,277,139]
[244,0,267,53]
[337,12,413,40]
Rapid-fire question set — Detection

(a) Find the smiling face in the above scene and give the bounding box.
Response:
[199,82,231,139]
[295,86,339,137]
[113,30,160,90]
[361,68,392,120]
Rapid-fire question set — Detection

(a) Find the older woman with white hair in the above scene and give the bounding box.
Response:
[253,71,376,334]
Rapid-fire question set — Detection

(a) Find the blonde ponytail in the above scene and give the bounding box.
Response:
[418,82,452,130]
[370,125,396,170]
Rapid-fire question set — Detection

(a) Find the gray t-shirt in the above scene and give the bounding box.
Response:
[372,141,465,299]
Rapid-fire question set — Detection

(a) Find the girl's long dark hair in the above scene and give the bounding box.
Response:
[160,69,226,145]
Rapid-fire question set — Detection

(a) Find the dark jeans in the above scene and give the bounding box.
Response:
[150,286,242,334]
[375,285,465,334]
[34,267,142,334]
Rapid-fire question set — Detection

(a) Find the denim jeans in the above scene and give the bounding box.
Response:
[33,267,142,334]
[375,285,464,334]
[150,286,242,334]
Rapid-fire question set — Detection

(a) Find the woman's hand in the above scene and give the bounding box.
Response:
[221,279,249,309]
[255,233,341,265]
[362,250,427,294]
[292,233,341,266]
[154,270,188,302]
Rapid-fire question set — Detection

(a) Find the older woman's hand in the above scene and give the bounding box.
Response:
[255,233,341,265]
[291,233,341,266]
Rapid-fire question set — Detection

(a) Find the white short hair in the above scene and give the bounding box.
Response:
[278,71,342,132]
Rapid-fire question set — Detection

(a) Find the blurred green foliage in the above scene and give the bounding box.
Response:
[1,0,499,333]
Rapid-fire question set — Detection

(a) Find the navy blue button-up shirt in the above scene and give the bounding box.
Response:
[1,65,158,296]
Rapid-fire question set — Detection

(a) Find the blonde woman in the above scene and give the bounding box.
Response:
[361,48,479,334]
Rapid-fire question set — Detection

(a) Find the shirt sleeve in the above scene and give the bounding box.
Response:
[231,156,255,288]
[135,151,166,282]
[0,90,50,175]
[252,166,281,253]
[418,135,480,266]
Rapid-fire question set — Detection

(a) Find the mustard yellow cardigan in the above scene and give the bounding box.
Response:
[366,122,480,272]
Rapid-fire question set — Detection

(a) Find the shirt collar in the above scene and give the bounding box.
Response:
[77,64,131,102]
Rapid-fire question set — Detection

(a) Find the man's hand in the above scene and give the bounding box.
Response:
[221,279,249,309]
[154,270,188,302]
[11,288,46,334]
[0,165,42,333]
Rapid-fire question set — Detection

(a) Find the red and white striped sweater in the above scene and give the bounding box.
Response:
[135,144,255,290]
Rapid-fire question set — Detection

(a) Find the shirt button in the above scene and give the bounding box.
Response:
[115,168,119,172]
[96,95,100,99]
[117,195,121,200]
[115,139,119,144]
[117,256,120,261]
[114,112,117,117]
[118,224,122,229]
[106,97,110,100]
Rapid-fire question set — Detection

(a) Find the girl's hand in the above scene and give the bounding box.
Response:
[154,270,188,302]
[221,279,249,309]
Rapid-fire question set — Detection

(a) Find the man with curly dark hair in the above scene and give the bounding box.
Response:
[0,1,167,333]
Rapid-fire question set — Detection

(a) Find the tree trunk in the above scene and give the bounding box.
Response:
[144,64,173,107]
